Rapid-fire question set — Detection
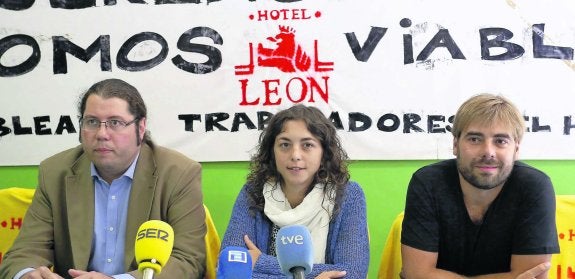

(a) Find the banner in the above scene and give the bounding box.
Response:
[1,0,575,165]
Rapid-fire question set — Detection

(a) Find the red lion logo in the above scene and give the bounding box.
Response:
[257,25,312,72]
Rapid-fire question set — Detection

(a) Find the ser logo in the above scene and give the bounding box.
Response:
[235,25,334,106]
[136,228,170,242]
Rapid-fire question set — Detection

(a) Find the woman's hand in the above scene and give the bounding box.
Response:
[244,234,262,268]
[315,270,347,279]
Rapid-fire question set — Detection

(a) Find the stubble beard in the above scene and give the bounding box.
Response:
[456,157,514,190]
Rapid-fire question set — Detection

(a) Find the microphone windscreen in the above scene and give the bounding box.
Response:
[216,246,253,279]
[275,225,313,276]
[134,220,174,274]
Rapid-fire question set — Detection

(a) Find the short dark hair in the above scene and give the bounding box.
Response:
[78,78,152,146]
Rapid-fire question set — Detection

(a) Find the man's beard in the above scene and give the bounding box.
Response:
[456,157,513,190]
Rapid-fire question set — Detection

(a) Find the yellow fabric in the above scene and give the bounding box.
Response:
[203,204,220,279]
[0,187,35,264]
[550,195,575,279]
[378,211,403,279]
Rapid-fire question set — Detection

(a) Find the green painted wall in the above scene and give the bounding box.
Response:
[1,160,574,278]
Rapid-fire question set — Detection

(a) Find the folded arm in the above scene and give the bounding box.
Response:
[401,244,552,279]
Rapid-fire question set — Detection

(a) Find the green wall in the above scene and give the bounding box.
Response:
[1,160,574,278]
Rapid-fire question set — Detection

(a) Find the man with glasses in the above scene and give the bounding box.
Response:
[0,79,206,279]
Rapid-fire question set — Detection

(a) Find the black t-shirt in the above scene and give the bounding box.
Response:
[401,159,560,276]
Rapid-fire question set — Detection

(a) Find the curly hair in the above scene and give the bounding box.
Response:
[245,104,350,219]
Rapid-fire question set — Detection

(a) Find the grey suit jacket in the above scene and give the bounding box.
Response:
[0,143,206,279]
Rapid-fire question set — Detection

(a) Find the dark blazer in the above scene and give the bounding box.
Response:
[0,143,206,278]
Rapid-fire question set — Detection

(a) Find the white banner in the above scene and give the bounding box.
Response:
[1,0,575,165]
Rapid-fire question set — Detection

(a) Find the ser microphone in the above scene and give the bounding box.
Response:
[216,246,253,279]
[134,220,174,279]
[275,225,314,279]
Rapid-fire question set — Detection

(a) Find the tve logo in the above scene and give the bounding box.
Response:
[279,234,305,245]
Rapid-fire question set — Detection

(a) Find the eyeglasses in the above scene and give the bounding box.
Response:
[80,117,139,132]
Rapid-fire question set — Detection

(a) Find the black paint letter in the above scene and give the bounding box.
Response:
[427,115,446,133]
[34,116,51,135]
[348,112,371,132]
[344,27,387,62]
[231,113,256,132]
[377,114,400,132]
[178,114,202,132]
[257,111,273,130]
[172,27,223,74]
[117,32,168,71]
[55,115,77,134]
[403,113,424,133]
[206,113,229,131]
[0,0,35,10]
[50,0,96,9]
[329,112,344,130]
[532,24,573,60]
[0,35,40,77]
[0,117,12,137]
[417,29,465,61]
[479,28,524,60]
[12,116,32,135]
[53,35,111,74]
[564,116,575,135]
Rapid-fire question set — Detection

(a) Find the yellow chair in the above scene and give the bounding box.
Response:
[377,211,403,279]
[550,195,575,279]
[0,187,35,264]
[203,204,221,279]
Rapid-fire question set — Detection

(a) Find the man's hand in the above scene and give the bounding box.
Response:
[21,267,64,279]
[244,234,262,269]
[68,269,113,278]
[315,270,347,278]
[515,262,551,279]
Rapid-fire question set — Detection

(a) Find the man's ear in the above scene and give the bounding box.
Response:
[139,117,147,141]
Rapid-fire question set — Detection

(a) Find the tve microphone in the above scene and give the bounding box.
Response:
[135,220,174,279]
[216,246,253,279]
[275,225,313,279]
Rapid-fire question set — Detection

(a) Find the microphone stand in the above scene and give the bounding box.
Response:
[290,266,306,279]
[142,268,155,279]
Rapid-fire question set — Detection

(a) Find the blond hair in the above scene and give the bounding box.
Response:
[451,93,525,142]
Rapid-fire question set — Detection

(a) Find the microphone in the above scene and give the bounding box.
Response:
[134,220,174,279]
[275,225,314,279]
[216,246,253,279]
